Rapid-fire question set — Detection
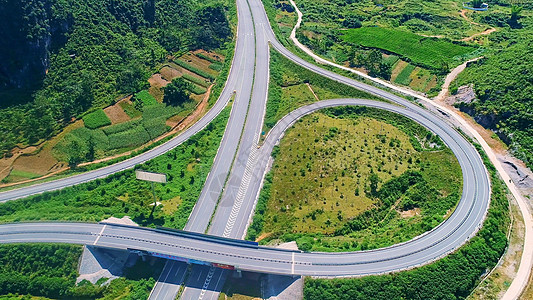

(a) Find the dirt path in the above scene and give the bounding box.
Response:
[435,56,483,103]
[461,9,481,25]
[461,28,497,41]
[174,84,213,131]
[306,83,320,101]
[459,9,496,41]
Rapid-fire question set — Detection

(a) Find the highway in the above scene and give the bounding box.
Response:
[177,0,272,297]
[0,0,494,296]
[149,0,258,298]
[0,99,491,277]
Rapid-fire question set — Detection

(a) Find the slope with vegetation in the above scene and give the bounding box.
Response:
[249,47,461,251]
[263,49,377,135]
[269,0,488,94]
[452,10,532,168]
[264,0,532,170]
[0,244,162,299]
[0,0,232,159]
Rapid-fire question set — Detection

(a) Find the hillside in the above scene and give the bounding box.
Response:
[453,6,532,168]
[0,0,232,157]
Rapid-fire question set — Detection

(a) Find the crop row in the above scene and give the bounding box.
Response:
[174,60,216,80]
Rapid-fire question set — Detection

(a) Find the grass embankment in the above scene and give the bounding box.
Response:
[263,49,378,134]
[248,107,461,252]
[0,244,162,299]
[340,27,476,70]
[303,144,510,300]
[0,106,231,229]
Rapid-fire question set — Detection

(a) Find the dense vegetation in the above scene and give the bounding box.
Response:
[0,244,161,299]
[0,106,230,229]
[453,17,533,168]
[304,145,510,300]
[249,108,461,252]
[0,0,232,157]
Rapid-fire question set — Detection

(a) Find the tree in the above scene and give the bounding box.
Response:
[369,173,380,196]
[163,78,191,106]
[67,139,83,169]
[509,5,523,28]
[471,0,484,8]
[117,64,148,94]
[342,15,362,29]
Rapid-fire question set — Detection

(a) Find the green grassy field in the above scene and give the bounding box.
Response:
[248,109,461,252]
[304,144,510,299]
[341,27,476,70]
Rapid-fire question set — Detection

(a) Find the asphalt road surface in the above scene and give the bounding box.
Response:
[0,99,490,277]
[0,0,493,296]
[149,0,257,298]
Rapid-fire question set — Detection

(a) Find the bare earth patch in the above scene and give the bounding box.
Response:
[3,119,85,184]
[180,53,217,75]
[148,73,170,88]
[0,146,37,181]
[399,208,420,218]
[104,103,130,124]
[255,232,273,243]
[160,66,182,81]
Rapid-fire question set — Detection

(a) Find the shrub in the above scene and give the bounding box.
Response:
[164,78,192,106]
